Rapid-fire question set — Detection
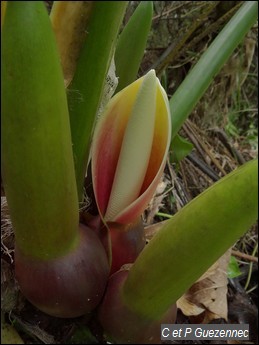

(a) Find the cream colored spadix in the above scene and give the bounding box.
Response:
[104,70,157,221]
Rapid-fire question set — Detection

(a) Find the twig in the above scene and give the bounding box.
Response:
[184,120,227,176]
[186,152,220,182]
[244,242,258,291]
[212,128,246,165]
[167,158,190,210]
[150,2,220,76]
[178,2,243,62]
[231,249,258,263]
[152,2,186,21]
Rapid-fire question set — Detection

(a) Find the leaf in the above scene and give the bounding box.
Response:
[122,159,258,319]
[227,255,242,279]
[67,1,128,199]
[1,321,24,344]
[170,134,193,163]
[50,1,93,86]
[1,1,7,27]
[2,1,79,259]
[177,250,231,323]
[170,1,258,141]
[115,1,153,92]
[68,325,99,344]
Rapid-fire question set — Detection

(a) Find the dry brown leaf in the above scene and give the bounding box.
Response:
[1,259,24,313]
[144,219,169,241]
[144,178,169,226]
[177,249,231,323]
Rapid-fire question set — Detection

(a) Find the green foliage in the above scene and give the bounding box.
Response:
[1,320,24,344]
[169,1,258,142]
[115,1,153,92]
[68,1,128,199]
[2,1,79,259]
[67,326,99,344]
[123,159,258,319]
[225,93,258,148]
[227,256,242,279]
[170,134,194,163]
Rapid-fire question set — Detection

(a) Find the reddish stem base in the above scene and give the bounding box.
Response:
[98,267,177,344]
[15,224,109,318]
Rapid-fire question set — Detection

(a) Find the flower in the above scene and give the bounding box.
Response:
[92,69,171,225]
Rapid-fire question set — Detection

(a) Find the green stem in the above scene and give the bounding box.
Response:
[170,1,258,140]
[156,212,173,219]
[68,1,128,200]
[123,159,258,319]
[2,2,79,260]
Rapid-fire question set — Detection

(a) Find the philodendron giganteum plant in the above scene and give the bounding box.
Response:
[1,1,258,344]
[91,69,171,274]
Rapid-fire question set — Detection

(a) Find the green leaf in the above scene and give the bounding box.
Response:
[67,325,99,344]
[170,134,193,163]
[1,1,7,27]
[114,1,153,92]
[1,321,24,344]
[122,159,258,319]
[170,1,258,140]
[1,1,79,259]
[227,256,242,279]
[68,1,128,200]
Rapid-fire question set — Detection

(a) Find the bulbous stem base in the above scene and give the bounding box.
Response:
[15,224,109,318]
[98,267,177,343]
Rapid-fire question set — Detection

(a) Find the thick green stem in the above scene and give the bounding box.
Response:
[123,159,258,319]
[1,1,79,260]
[1,1,7,27]
[68,1,128,200]
[170,1,258,140]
